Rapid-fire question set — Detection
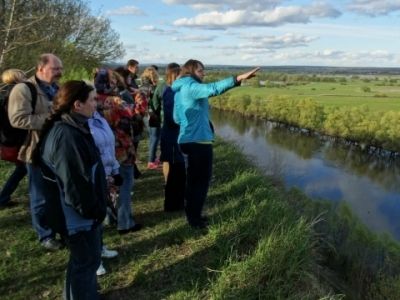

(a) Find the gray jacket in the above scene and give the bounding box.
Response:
[8,76,53,163]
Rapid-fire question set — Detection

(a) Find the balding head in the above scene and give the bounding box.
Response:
[36,53,63,84]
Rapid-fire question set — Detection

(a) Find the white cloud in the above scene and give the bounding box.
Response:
[106,6,145,16]
[124,47,177,64]
[205,33,317,58]
[269,49,396,66]
[163,0,283,10]
[242,33,318,49]
[139,25,178,35]
[347,0,400,16]
[172,35,217,42]
[173,4,341,29]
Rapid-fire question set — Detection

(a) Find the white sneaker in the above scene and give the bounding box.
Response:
[96,262,106,276]
[101,245,118,258]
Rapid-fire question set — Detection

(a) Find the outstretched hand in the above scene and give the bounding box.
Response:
[237,67,260,82]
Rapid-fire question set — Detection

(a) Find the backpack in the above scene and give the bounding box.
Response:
[0,82,37,147]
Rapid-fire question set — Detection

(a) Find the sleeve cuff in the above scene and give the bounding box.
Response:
[233,76,241,86]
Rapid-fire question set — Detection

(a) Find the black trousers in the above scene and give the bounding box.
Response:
[179,143,213,226]
[164,162,186,211]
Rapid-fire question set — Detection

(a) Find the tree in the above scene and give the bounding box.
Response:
[0,0,125,72]
[296,98,325,130]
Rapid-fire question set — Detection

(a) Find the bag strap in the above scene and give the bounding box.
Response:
[24,82,38,113]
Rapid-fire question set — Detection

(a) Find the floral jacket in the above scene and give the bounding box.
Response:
[102,96,136,165]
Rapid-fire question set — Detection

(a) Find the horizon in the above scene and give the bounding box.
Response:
[90,0,400,68]
[108,61,400,75]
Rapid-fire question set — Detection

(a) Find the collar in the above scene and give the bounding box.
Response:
[35,75,59,100]
[61,112,90,134]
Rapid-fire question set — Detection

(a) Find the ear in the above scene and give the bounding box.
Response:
[72,100,82,112]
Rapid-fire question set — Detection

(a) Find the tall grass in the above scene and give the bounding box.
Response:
[0,139,399,299]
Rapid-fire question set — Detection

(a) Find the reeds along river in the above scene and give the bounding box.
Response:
[211,109,400,241]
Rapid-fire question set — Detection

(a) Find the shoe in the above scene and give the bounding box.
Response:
[41,238,63,251]
[118,223,143,235]
[96,262,106,276]
[155,158,160,165]
[101,246,118,258]
[147,162,158,170]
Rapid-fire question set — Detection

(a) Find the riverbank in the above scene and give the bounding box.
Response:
[209,79,400,155]
[0,139,399,299]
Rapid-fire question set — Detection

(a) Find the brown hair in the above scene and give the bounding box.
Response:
[180,59,204,79]
[53,81,94,113]
[114,67,131,87]
[165,63,180,86]
[110,70,127,90]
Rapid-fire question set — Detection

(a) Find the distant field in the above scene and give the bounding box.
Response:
[225,80,400,112]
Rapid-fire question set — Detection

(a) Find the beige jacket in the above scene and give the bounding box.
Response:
[8,76,53,163]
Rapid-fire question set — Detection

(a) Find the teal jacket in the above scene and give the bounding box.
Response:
[172,75,237,144]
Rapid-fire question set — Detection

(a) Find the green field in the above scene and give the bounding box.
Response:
[225,80,400,112]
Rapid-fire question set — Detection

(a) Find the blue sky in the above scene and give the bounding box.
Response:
[88,0,400,67]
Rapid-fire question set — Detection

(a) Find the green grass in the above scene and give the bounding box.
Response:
[227,80,400,112]
[0,138,399,299]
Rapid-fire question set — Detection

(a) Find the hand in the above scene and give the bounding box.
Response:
[236,67,260,82]
[112,174,124,186]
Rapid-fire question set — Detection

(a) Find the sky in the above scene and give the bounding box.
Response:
[88,0,400,67]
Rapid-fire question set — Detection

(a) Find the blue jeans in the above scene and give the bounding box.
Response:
[26,163,53,241]
[148,127,161,162]
[0,162,27,205]
[179,143,213,226]
[64,225,101,300]
[118,165,135,230]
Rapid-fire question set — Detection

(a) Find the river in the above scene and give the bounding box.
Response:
[211,109,400,241]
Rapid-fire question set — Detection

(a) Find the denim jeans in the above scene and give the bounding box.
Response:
[0,162,27,205]
[179,143,213,226]
[148,127,161,162]
[117,165,135,230]
[64,225,101,300]
[26,163,53,241]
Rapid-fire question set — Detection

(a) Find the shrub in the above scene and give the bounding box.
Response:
[361,86,371,93]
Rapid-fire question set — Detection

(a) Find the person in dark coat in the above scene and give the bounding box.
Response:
[34,80,107,299]
[160,63,186,212]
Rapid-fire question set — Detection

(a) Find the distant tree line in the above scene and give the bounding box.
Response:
[0,0,124,75]
[210,94,400,154]
[205,71,399,88]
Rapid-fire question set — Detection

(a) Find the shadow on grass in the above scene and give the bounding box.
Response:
[101,176,280,299]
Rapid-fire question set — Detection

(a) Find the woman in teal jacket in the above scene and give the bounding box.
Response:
[172,59,259,229]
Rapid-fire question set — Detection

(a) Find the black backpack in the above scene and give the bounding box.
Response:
[0,82,37,147]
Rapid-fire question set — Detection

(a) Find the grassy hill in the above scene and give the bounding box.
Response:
[0,139,399,299]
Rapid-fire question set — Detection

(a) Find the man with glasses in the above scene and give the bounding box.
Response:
[8,53,64,250]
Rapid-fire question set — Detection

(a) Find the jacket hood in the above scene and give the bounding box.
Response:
[171,76,198,92]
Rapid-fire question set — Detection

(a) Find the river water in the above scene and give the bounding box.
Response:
[211,109,400,241]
